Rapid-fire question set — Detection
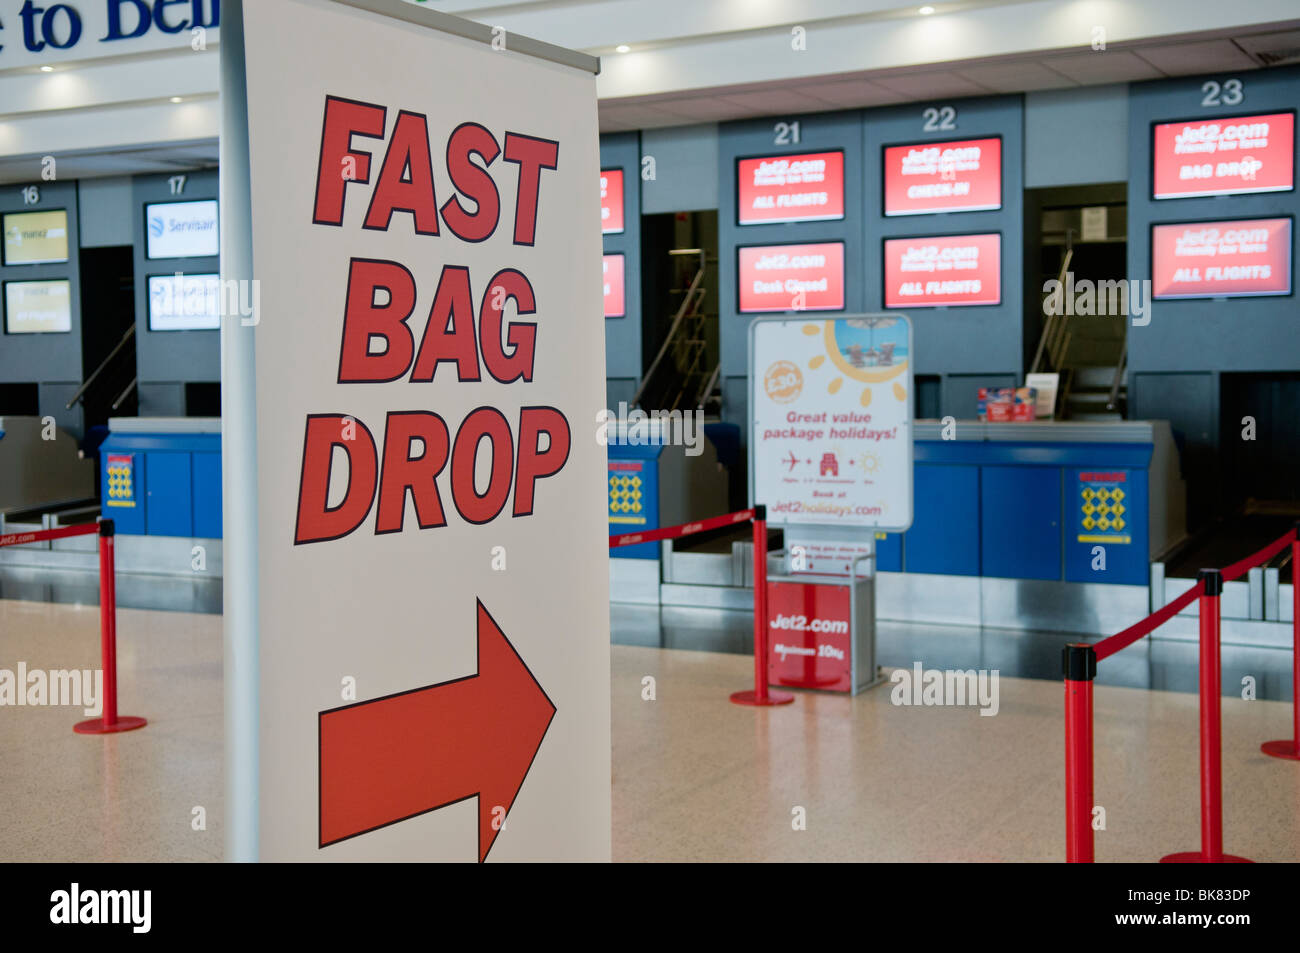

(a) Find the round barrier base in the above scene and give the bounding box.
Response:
[1159,851,1253,864]
[74,716,147,735]
[1261,739,1300,761]
[730,689,795,707]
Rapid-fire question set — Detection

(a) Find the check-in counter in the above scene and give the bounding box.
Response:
[0,416,95,513]
[98,417,222,537]
[875,420,1185,586]
[606,417,727,559]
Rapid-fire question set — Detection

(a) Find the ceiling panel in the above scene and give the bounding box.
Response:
[717,88,837,113]
[1135,39,1259,74]
[594,26,1300,133]
[642,97,766,121]
[1232,28,1300,56]
[597,102,695,127]
[796,78,911,108]
[1044,50,1166,84]
[870,70,993,98]
[596,116,637,132]
[0,143,218,185]
[955,61,1079,92]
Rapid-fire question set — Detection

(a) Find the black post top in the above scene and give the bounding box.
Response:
[1198,568,1223,597]
[98,519,115,538]
[1062,642,1097,681]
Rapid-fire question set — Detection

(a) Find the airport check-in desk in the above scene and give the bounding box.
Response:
[0,416,95,515]
[606,418,728,559]
[1,416,223,613]
[874,420,1185,584]
[99,417,222,537]
[646,420,1187,635]
[853,419,1185,633]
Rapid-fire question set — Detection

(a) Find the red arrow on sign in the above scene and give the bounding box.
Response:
[318,599,555,861]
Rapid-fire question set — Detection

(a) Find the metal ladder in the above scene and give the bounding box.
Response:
[632,248,720,414]
[1029,236,1128,420]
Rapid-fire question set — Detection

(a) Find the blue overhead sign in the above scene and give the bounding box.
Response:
[0,1,219,60]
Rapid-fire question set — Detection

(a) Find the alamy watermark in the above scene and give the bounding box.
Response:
[149,273,261,327]
[0,663,103,716]
[1043,272,1150,327]
[50,883,151,933]
[890,662,1000,716]
[596,402,704,456]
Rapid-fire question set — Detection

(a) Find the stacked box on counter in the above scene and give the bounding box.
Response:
[977,387,1037,422]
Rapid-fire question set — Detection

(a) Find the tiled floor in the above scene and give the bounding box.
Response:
[0,599,223,862]
[2,598,1298,862]
[610,643,1300,862]
[613,604,1300,700]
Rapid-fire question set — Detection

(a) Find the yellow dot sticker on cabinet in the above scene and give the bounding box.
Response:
[1076,471,1132,545]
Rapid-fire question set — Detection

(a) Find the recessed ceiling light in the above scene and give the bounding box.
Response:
[170,96,184,103]
[40,66,54,72]
[919,5,936,13]
[616,44,630,53]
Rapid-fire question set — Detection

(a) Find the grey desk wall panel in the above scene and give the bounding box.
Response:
[641,124,719,214]
[718,109,866,431]
[601,132,643,384]
[78,177,135,248]
[1125,66,1300,526]
[132,170,221,391]
[0,179,84,437]
[722,109,863,384]
[0,179,83,386]
[1126,67,1300,376]
[863,94,1025,392]
[1025,85,1128,188]
[137,382,186,418]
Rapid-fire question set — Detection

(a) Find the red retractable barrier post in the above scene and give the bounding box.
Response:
[1061,529,1295,862]
[74,520,147,735]
[1161,569,1250,863]
[1262,523,1300,761]
[1063,643,1096,863]
[731,505,794,707]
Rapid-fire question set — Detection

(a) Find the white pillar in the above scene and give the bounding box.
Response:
[219,0,259,863]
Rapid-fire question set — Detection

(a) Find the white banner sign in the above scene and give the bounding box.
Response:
[241,0,609,862]
[785,537,877,576]
[751,316,913,531]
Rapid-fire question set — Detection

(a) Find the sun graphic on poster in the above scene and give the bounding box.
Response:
[858,451,881,475]
[800,319,909,407]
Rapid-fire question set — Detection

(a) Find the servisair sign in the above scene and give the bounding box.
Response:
[0,1,219,67]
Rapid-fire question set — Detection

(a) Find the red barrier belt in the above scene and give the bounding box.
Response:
[1220,528,1297,583]
[1094,581,1204,662]
[609,509,756,549]
[0,523,99,549]
[1090,528,1296,664]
